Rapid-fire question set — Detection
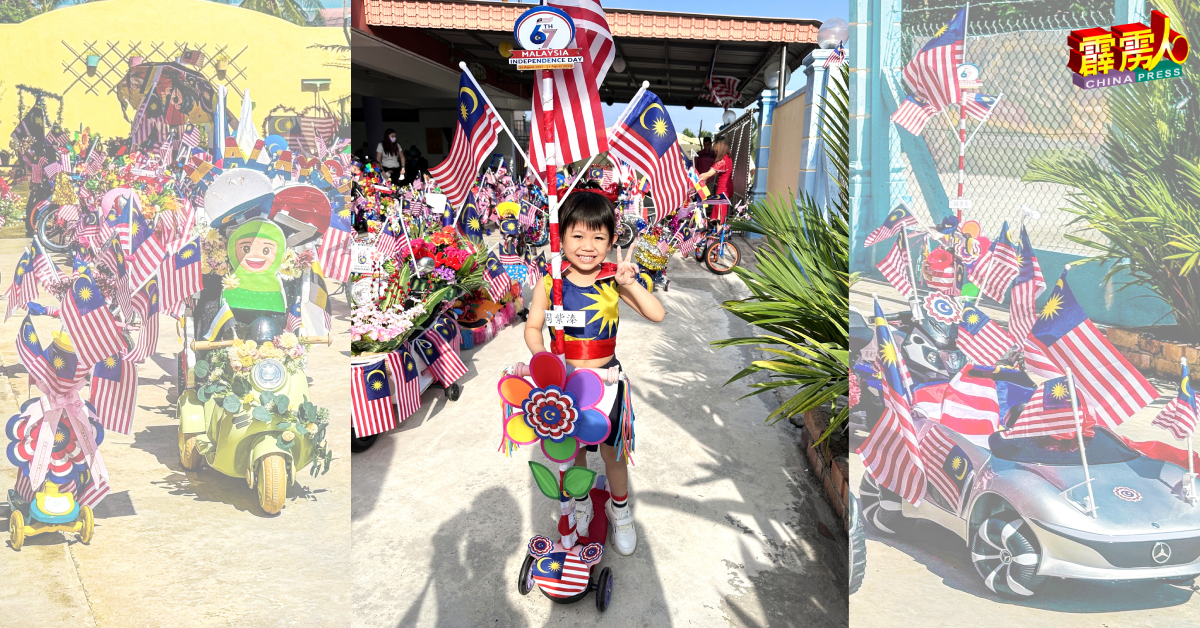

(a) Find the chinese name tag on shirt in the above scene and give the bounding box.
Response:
[546,310,586,329]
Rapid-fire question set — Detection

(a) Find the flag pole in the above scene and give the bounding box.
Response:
[559,81,652,204]
[901,227,923,320]
[458,61,546,189]
[393,209,420,276]
[955,0,971,222]
[1065,366,1097,518]
[1186,356,1196,504]
[963,92,1003,150]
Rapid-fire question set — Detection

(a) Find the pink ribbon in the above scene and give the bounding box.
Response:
[25,376,110,507]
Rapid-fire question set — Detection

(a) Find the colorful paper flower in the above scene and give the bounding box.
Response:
[498,352,609,462]
[5,401,104,488]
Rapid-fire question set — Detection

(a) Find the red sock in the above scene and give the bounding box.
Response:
[611,492,628,509]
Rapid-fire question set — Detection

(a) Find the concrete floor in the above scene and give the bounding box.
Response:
[0,239,352,628]
[352,241,848,627]
[849,278,1200,627]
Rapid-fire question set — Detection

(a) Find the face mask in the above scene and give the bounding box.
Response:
[388,135,396,142]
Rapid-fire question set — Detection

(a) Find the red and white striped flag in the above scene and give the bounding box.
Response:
[16,315,56,390]
[61,274,127,368]
[5,250,38,321]
[98,236,135,320]
[14,470,34,503]
[160,238,202,316]
[938,365,1002,437]
[126,277,159,364]
[919,426,967,507]
[1003,376,1088,439]
[78,473,110,509]
[607,90,692,214]
[970,223,1020,302]
[901,8,964,110]
[1022,336,1065,379]
[318,206,353,283]
[700,46,740,107]
[429,72,503,210]
[957,305,1015,365]
[528,0,613,171]
[483,251,512,303]
[90,352,138,435]
[83,146,105,176]
[864,204,918,247]
[859,380,926,506]
[876,235,914,297]
[385,346,423,422]
[890,93,940,136]
[351,360,397,437]
[374,218,409,259]
[1153,362,1198,440]
[30,240,63,289]
[1008,226,1046,343]
[414,316,468,385]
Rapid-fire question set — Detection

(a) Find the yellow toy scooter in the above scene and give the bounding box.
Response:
[8,480,93,551]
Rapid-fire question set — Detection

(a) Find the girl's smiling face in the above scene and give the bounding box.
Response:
[235,236,279,272]
[563,222,611,272]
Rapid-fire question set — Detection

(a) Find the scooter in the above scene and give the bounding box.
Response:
[8,480,93,551]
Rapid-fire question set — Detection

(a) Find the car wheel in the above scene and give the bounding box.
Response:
[849,492,866,595]
[859,473,904,535]
[971,514,1045,598]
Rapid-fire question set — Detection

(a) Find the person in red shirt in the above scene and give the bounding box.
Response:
[698,138,732,221]
[694,137,716,179]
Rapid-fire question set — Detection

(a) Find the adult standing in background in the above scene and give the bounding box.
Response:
[376,128,405,186]
[698,138,732,221]
[694,136,716,181]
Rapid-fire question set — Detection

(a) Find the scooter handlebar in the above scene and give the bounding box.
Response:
[191,335,332,351]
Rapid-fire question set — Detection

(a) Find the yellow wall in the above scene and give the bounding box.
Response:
[0,0,347,142]
[765,91,806,199]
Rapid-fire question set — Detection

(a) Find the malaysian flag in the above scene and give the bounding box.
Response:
[99,235,135,320]
[83,145,105,176]
[1030,271,1159,428]
[181,124,202,149]
[5,249,38,320]
[1003,376,1089,439]
[318,205,353,283]
[700,46,741,107]
[970,222,1020,302]
[1153,362,1198,440]
[160,238,202,316]
[375,218,409,258]
[351,360,396,438]
[286,301,302,333]
[429,72,503,210]
[127,277,159,364]
[940,365,1034,439]
[457,190,485,246]
[415,317,467,385]
[126,204,167,290]
[531,550,592,598]
[824,41,847,68]
[864,204,918,247]
[957,304,1015,365]
[519,200,538,227]
[44,332,85,396]
[90,352,138,435]
[13,471,34,503]
[43,159,63,179]
[876,233,914,297]
[61,273,127,368]
[890,93,940,136]
[16,315,55,391]
[607,90,692,214]
[385,346,423,422]
[1008,225,1046,344]
[857,298,925,504]
[30,239,63,289]
[902,8,964,110]
[528,0,612,172]
[1022,335,1066,379]
[179,48,206,67]
[920,427,971,507]
[962,93,998,121]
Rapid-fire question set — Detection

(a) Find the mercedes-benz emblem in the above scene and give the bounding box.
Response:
[1152,541,1172,564]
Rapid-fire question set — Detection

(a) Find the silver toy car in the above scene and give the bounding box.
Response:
[861,417,1200,597]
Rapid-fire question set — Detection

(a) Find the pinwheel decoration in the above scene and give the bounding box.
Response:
[6,401,104,489]
[498,352,610,463]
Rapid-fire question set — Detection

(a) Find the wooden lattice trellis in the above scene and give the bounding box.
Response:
[61,40,248,98]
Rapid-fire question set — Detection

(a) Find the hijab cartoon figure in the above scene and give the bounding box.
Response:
[223,220,287,313]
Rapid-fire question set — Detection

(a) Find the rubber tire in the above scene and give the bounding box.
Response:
[703,240,739,275]
[78,505,94,544]
[596,566,613,612]
[446,383,462,402]
[849,493,866,595]
[9,510,23,551]
[518,554,535,595]
[859,473,905,535]
[971,514,1046,598]
[36,206,73,254]
[350,427,379,453]
[256,453,287,516]
[180,433,204,471]
[615,219,635,249]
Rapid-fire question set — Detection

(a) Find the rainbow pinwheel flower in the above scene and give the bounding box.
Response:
[498,352,609,462]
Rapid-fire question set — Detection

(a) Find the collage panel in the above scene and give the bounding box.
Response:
[0,1,351,626]
[850,0,1200,624]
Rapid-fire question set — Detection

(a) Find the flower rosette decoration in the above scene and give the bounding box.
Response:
[6,401,105,488]
[498,352,609,462]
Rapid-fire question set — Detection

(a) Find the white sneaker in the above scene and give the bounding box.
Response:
[606,500,637,555]
[575,500,593,537]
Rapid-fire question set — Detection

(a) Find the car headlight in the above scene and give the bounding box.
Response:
[252,359,287,391]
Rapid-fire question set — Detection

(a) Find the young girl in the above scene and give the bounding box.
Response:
[524,191,665,556]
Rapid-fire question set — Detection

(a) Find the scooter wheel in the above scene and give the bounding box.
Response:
[518,554,535,595]
[351,427,379,453]
[78,505,94,544]
[595,567,613,611]
[446,383,462,402]
[256,454,287,515]
[9,510,24,551]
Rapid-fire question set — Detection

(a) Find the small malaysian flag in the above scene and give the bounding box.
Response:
[519,200,537,227]
[920,427,970,507]
[483,251,512,302]
[657,237,671,255]
[78,473,110,509]
[385,346,423,422]
[957,305,1015,365]
[14,471,34,503]
[127,277,159,364]
[285,301,302,333]
[1152,362,1197,440]
[16,315,55,391]
[531,551,592,598]
[970,222,1020,301]
[375,218,409,258]
[90,352,138,435]
[61,273,128,368]
[962,93,998,121]
[99,236,135,320]
[1003,376,1088,439]
[876,234,914,297]
[43,159,63,179]
[160,238,202,315]
[864,204,918,247]
[1008,225,1046,345]
[83,146,105,176]
[179,48,206,67]
[318,206,353,283]
[182,124,202,149]
[824,41,846,69]
[901,8,964,110]
[414,319,467,385]
[30,240,64,289]
[351,360,396,437]
[890,93,940,136]
[5,250,38,321]
[126,205,167,290]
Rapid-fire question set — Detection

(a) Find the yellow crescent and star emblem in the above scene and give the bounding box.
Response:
[951,456,968,481]
[459,86,479,121]
[367,368,387,391]
[639,102,668,138]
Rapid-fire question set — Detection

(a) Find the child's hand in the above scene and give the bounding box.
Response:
[615,238,641,286]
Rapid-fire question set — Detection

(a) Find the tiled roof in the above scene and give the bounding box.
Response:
[364,0,819,43]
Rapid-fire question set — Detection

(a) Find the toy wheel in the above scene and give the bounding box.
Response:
[704,240,739,275]
[446,383,462,402]
[595,567,613,611]
[78,505,94,544]
[256,453,287,515]
[9,510,24,551]
[859,473,904,535]
[180,428,204,471]
[36,206,75,254]
[351,427,379,453]
[518,554,535,595]
[971,513,1045,598]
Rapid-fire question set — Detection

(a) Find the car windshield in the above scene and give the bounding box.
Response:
[988,428,1140,465]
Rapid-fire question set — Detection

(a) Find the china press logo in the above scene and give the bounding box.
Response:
[1068,9,1189,89]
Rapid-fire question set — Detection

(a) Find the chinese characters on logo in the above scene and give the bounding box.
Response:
[1068,10,1189,89]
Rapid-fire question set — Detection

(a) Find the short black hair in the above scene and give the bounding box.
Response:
[559,191,615,238]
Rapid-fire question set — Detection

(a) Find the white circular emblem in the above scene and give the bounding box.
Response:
[1152,541,1172,564]
[1113,486,1142,502]
[514,7,576,51]
[957,63,980,81]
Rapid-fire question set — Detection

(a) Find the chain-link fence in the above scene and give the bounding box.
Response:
[891,9,1120,255]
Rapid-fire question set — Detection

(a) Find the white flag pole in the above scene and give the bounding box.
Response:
[558,81,652,203]
[1065,366,1097,517]
[458,61,545,189]
[1186,356,1196,504]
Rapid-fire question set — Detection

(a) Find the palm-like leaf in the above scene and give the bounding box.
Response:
[239,0,319,26]
[1024,0,1200,335]
[712,64,850,444]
